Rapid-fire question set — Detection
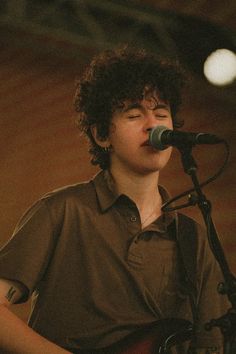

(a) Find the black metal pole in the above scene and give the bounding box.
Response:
[177,144,236,354]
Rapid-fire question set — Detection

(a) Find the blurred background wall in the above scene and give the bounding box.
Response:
[0,0,235,321]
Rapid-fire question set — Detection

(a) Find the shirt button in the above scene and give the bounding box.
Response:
[130,216,137,222]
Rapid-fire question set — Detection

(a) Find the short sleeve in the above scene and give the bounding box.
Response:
[0,199,57,302]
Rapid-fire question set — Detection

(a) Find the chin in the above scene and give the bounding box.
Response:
[133,163,165,176]
[145,157,170,173]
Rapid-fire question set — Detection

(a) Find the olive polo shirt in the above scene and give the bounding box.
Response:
[0,170,227,351]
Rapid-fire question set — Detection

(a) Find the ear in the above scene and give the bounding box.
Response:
[90,125,111,148]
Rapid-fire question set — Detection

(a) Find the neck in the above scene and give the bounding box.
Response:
[109,164,162,217]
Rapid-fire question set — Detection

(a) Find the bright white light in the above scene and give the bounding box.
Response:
[203,49,236,86]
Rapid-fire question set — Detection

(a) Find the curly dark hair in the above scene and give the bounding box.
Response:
[74,46,185,170]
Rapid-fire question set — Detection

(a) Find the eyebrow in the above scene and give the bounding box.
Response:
[123,103,142,112]
[123,102,170,112]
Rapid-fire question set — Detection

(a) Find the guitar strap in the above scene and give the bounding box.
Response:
[176,213,199,333]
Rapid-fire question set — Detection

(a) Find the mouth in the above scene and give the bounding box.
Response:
[141,140,151,147]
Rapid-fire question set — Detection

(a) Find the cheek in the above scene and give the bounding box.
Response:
[109,125,135,148]
[166,147,173,160]
[159,146,173,164]
[110,134,132,152]
[166,118,173,130]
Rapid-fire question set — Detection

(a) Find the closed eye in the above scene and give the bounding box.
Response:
[155,114,168,117]
[127,114,142,119]
[154,109,170,118]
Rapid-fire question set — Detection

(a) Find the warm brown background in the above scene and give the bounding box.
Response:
[0,3,235,322]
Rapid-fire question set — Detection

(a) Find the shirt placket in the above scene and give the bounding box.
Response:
[115,199,145,267]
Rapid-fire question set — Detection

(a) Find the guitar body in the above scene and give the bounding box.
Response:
[75,318,194,354]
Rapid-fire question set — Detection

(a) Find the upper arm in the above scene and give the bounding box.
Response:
[0,278,27,306]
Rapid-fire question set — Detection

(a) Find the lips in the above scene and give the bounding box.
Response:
[141,140,150,147]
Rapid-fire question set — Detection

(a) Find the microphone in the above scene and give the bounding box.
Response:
[149,126,224,150]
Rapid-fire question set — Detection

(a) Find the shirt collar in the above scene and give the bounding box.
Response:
[93,170,177,225]
[92,170,120,212]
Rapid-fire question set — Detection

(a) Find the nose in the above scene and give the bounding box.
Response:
[143,112,159,132]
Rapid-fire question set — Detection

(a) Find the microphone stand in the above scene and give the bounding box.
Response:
[177,144,236,354]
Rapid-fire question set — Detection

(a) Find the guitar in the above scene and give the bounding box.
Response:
[74,318,194,354]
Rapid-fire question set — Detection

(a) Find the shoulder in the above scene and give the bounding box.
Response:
[42,179,95,205]
[36,178,99,221]
[14,178,98,231]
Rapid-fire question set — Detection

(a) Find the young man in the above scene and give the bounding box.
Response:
[0,47,229,353]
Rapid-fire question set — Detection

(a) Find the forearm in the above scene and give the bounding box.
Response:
[0,304,71,354]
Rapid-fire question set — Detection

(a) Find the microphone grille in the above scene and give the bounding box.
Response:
[149,125,168,150]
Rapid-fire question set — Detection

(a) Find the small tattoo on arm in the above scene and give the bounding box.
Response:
[5,286,17,302]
